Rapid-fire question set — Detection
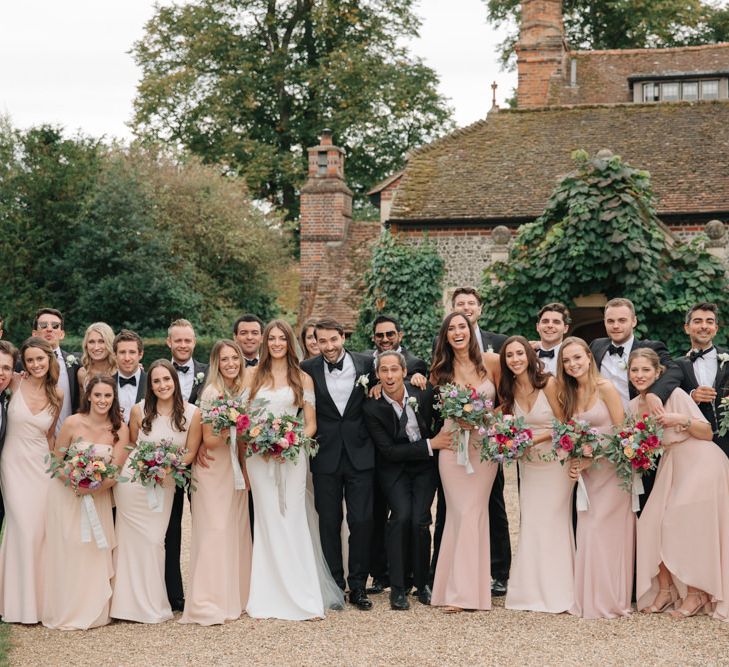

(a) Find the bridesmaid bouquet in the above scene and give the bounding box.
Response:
[605,414,663,509]
[435,383,494,474]
[550,418,601,463]
[719,395,729,436]
[243,412,319,463]
[481,413,534,465]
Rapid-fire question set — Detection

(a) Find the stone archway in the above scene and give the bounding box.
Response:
[569,294,607,343]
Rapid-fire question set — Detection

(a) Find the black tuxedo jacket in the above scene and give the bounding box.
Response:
[590,337,681,402]
[186,359,209,406]
[60,349,82,413]
[365,347,428,380]
[301,350,375,475]
[0,392,8,457]
[675,346,729,457]
[113,369,148,403]
[363,383,437,488]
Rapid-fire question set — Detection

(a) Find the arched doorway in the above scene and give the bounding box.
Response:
[569,294,607,344]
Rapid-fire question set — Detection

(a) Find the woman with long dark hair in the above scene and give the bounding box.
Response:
[0,337,62,624]
[429,312,501,613]
[42,374,129,630]
[298,318,320,360]
[112,359,201,623]
[499,336,575,613]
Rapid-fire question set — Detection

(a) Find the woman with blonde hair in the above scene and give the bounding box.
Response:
[77,322,116,389]
[556,336,632,619]
[180,340,252,626]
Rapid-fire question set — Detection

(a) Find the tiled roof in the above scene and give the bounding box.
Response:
[389,100,729,223]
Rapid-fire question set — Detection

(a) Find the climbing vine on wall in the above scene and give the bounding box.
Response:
[479,150,729,355]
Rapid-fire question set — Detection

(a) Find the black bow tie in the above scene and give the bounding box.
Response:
[173,362,190,373]
[689,346,714,363]
[537,348,555,359]
[327,358,344,373]
[608,344,624,357]
[119,375,137,387]
[245,358,258,368]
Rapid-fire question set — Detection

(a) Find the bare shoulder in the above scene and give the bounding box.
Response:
[483,352,499,372]
[300,371,314,391]
[596,377,619,399]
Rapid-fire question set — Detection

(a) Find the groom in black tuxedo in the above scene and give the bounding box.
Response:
[0,341,18,529]
[675,302,729,458]
[363,351,446,610]
[301,318,375,610]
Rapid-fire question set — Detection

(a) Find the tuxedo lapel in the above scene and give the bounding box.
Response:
[713,346,729,391]
[312,356,340,416]
[342,352,363,417]
[135,370,147,402]
[678,356,700,390]
[0,395,7,447]
[591,339,609,369]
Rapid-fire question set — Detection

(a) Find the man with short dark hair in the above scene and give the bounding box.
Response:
[31,307,80,431]
[233,314,263,367]
[675,302,729,458]
[113,329,146,424]
[301,318,375,610]
[368,315,427,377]
[451,287,507,353]
[535,302,571,375]
[0,340,18,529]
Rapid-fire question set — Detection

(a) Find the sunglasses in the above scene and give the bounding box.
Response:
[37,322,62,330]
[374,330,398,340]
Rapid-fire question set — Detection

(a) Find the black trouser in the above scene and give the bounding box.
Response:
[369,475,389,584]
[430,464,511,582]
[313,451,373,592]
[164,485,186,605]
[383,463,437,591]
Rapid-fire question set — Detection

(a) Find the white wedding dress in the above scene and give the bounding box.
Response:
[245,386,344,620]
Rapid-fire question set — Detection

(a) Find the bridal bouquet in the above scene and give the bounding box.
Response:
[481,413,534,465]
[244,412,319,463]
[605,414,663,510]
[435,383,494,474]
[47,440,119,549]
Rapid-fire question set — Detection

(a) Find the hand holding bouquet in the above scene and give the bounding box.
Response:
[551,418,602,512]
[244,412,319,463]
[481,413,533,465]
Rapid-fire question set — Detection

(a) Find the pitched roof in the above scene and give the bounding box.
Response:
[389,100,729,223]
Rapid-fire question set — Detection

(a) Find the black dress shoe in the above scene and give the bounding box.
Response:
[348,589,373,610]
[491,578,507,597]
[170,598,185,612]
[366,579,389,594]
[414,585,432,605]
[390,588,410,611]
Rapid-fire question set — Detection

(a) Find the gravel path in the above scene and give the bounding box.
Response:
[9,467,729,666]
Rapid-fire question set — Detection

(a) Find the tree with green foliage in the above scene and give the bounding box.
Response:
[132,0,454,221]
[486,0,729,68]
[479,150,729,355]
[352,230,444,361]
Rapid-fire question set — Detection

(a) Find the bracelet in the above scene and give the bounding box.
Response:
[682,417,691,430]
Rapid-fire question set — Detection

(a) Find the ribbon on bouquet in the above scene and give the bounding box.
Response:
[146,485,165,513]
[229,426,247,491]
[631,472,644,513]
[268,461,287,516]
[456,429,475,475]
[80,495,109,549]
[575,473,590,512]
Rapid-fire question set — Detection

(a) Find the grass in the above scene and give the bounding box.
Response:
[0,622,10,667]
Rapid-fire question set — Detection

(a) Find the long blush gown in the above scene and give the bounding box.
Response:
[42,442,115,630]
[245,387,343,620]
[634,389,729,620]
[111,401,197,623]
[432,379,498,611]
[180,386,252,626]
[0,388,53,623]
[571,398,634,619]
[506,390,576,613]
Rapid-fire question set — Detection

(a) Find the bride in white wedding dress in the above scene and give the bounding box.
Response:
[243,319,344,620]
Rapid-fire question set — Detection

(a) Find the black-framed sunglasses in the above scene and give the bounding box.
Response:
[37,322,62,330]
[374,330,398,340]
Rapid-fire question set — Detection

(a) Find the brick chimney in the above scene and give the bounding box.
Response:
[298,130,353,321]
[516,0,566,108]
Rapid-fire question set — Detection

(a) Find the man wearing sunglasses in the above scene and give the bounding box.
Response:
[31,308,80,431]
[369,315,427,378]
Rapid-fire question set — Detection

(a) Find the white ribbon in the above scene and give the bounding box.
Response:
[146,485,165,513]
[80,495,109,549]
[576,473,590,512]
[270,462,287,516]
[229,426,246,490]
[631,472,644,513]
[456,429,474,475]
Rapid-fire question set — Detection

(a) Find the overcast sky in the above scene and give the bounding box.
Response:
[0,0,515,141]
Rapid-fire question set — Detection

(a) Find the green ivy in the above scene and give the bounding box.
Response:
[351,229,444,361]
[480,150,729,355]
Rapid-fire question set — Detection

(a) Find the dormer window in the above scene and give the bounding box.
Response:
[633,74,727,103]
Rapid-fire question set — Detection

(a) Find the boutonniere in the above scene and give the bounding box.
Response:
[406,396,419,413]
[356,374,370,395]
[193,372,205,387]
[1,388,11,401]
[486,345,494,355]
[65,354,77,368]
[618,359,627,371]
[719,353,729,369]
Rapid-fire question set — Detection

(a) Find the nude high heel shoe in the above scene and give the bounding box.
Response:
[642,586,678,613]
[669,591,710,619]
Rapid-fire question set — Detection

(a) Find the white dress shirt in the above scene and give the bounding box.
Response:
[55,348,72,434]
[324,352,356,416]
[473,325,484,353]
[382,388,433,456]
[173,359,194,401]
[118,368,142,424]
[599,335,634,409]
[693,347,718,388]
[537,341,562,376]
